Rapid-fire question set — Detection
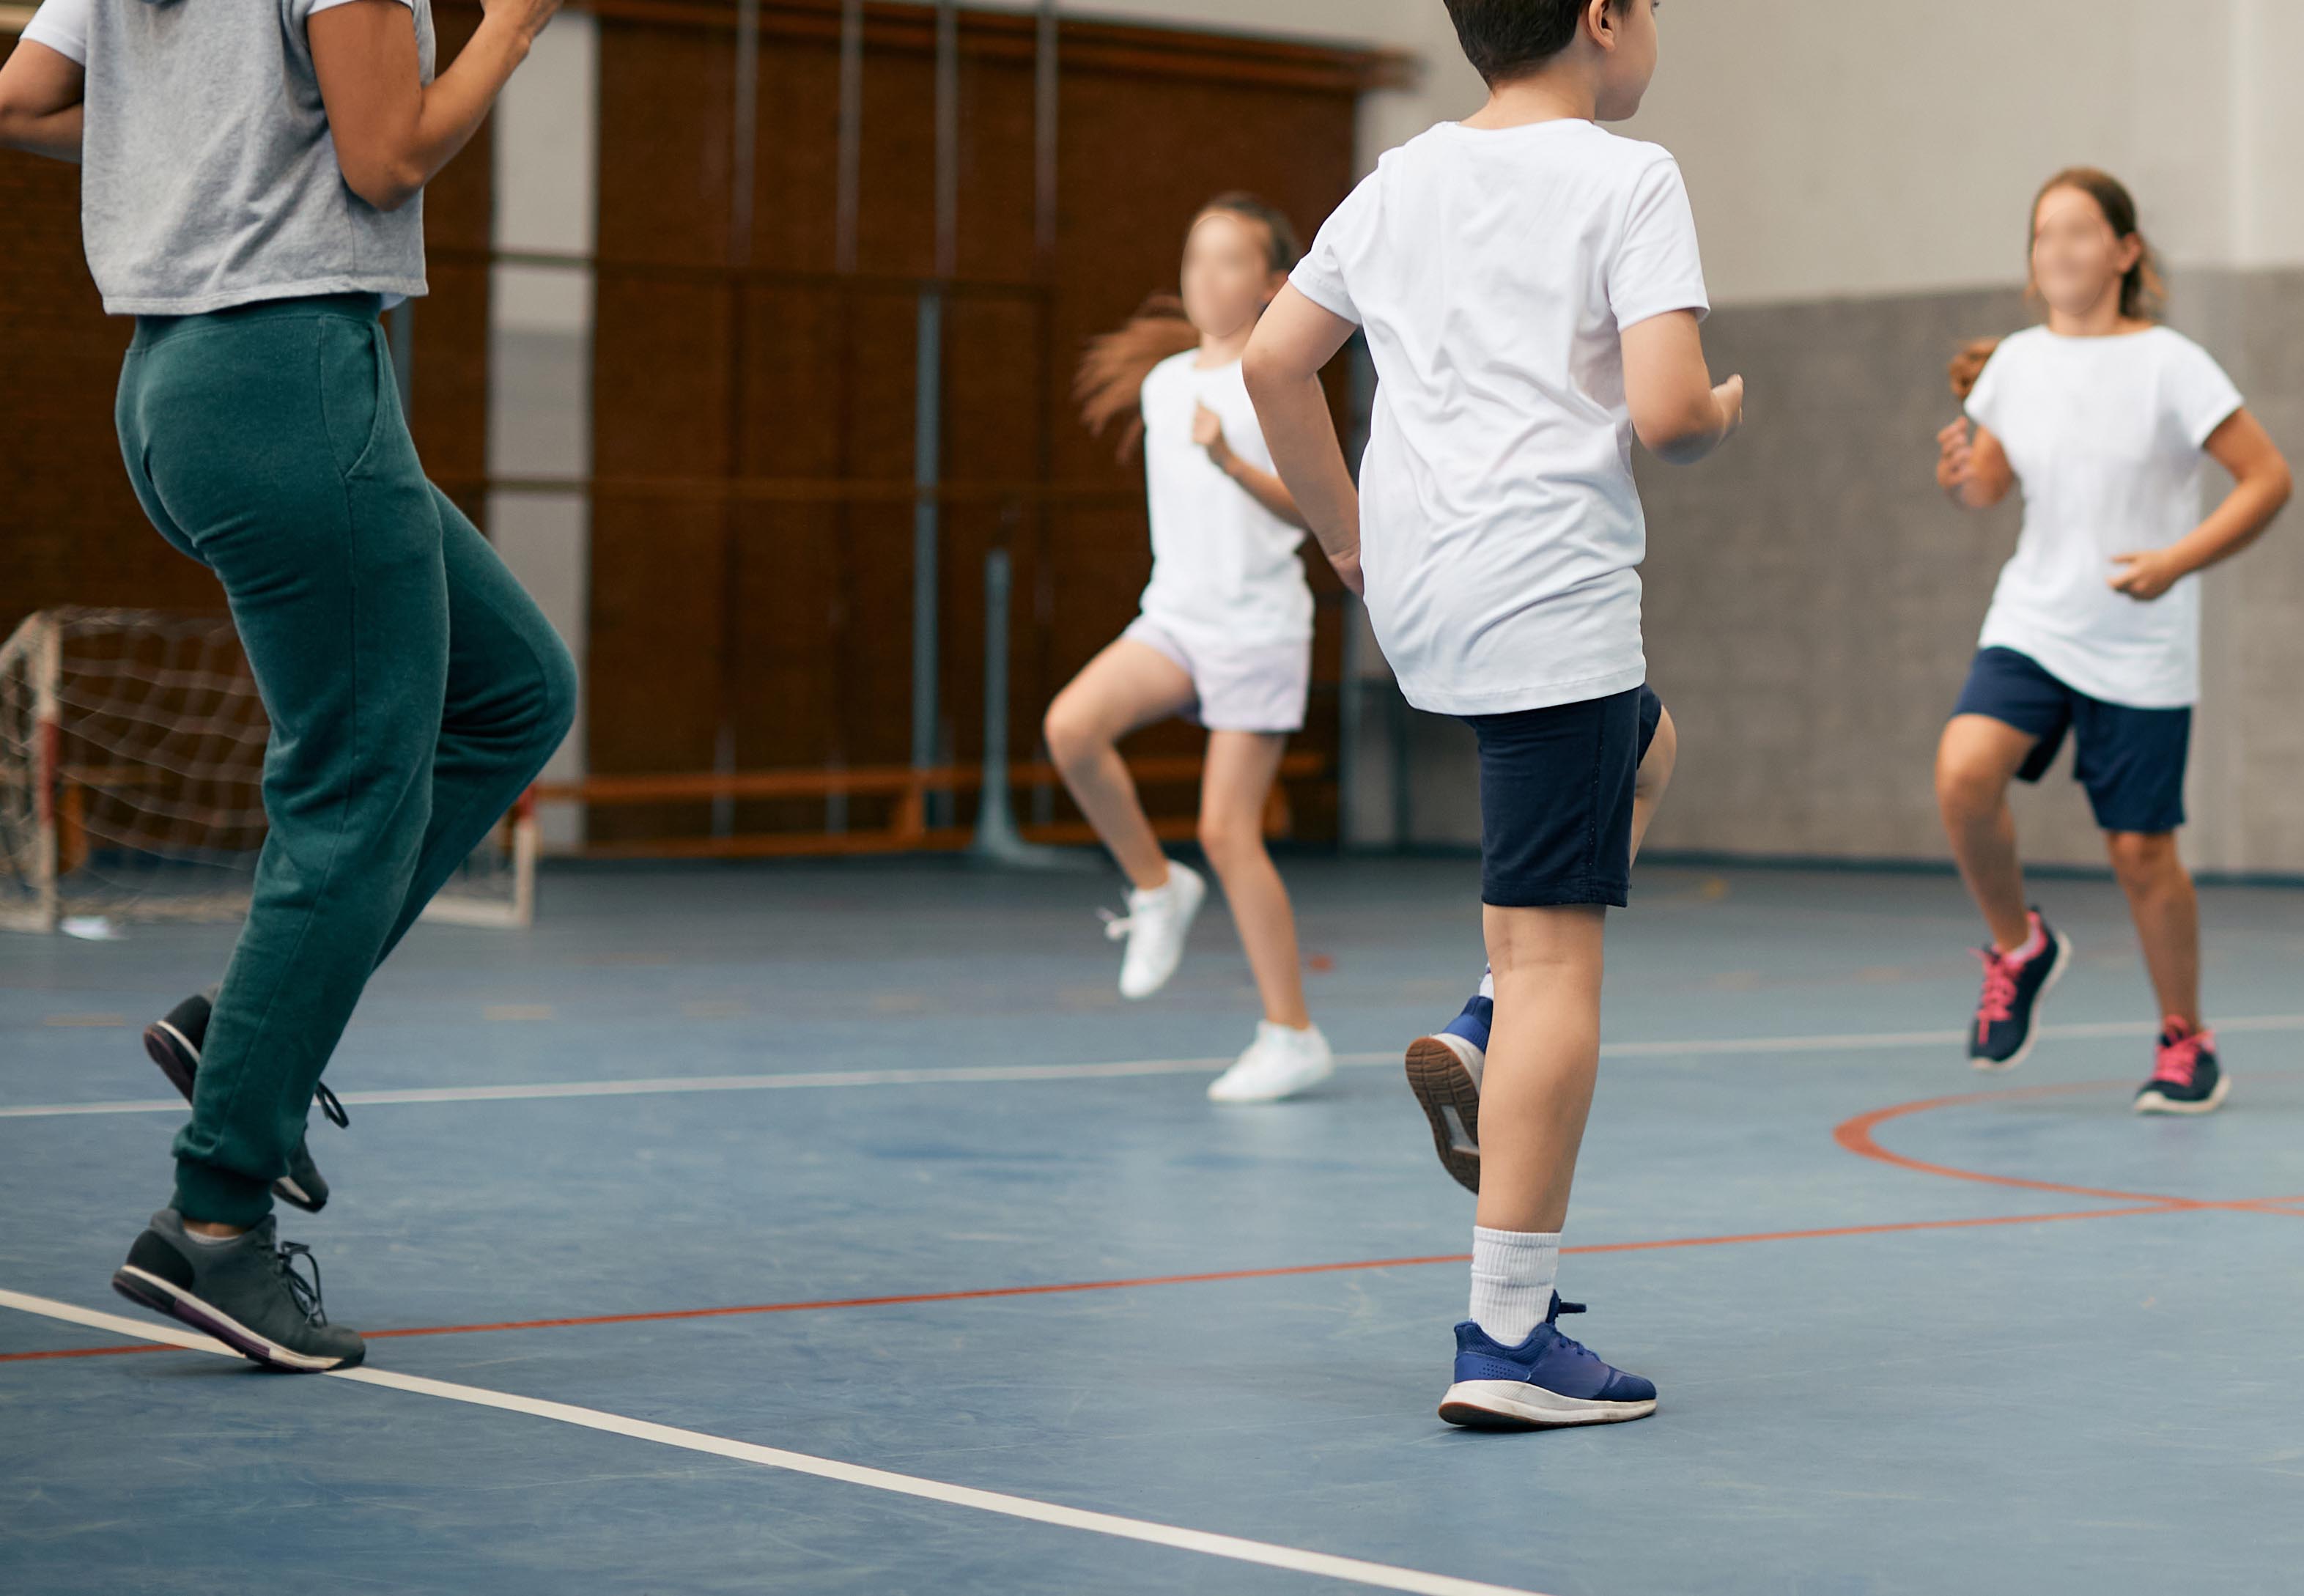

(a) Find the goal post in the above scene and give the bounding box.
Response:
[0,607,536,934]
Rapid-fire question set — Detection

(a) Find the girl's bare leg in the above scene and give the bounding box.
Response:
[1198,730,1311,1028]
[1044,640,1197,891]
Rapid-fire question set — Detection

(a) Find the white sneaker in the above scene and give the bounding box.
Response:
[1208,1021,1335,1104]
[1104,862,1206,1000]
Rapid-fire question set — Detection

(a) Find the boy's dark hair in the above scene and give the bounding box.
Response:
[1444,0,1619,85]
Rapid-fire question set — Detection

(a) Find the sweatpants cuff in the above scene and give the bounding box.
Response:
[173,1158,273,1228]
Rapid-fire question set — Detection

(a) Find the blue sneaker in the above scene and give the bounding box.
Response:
[1968,909,2072,1071]
[1405,988,1488,1193]
[1439,1297,1658,1430]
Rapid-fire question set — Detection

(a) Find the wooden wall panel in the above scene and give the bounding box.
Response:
[588,0,1376,844]
[0,15,496,629]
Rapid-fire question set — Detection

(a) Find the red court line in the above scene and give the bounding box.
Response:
[1832,1079,2304,1216]
[0,1202,2195,1364]
[15,1079,2296,1365]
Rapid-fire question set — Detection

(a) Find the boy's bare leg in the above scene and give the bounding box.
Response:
[1629,705,1677,863]
[1474,904,1607,1235]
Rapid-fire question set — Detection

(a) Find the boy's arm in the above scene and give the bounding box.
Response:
[0,41,86,163]
[1620,310,1743,466]
[1241,285,1363,593]
[2109,407,2292,601]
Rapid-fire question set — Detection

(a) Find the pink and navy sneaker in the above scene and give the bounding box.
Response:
[1968,909,2072,1071]
[1439,1296,1658,1430]
[2134,1018,2228,1115]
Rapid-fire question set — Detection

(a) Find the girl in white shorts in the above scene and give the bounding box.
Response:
[1044,193,1331,1103]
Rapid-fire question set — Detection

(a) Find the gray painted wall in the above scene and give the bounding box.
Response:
[1348,270,2304,878]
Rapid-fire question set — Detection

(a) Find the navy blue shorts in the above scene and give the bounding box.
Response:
[1952,647,2189,834]
[1463,684,1664,909]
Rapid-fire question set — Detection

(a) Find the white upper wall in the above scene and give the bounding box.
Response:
[487,1,2300,316]
[980,0,2303,304]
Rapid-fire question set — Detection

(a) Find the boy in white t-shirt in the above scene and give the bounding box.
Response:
[1935,168,2292,1112]
[1245,0,1741,1429]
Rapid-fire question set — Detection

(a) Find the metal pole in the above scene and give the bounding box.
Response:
[835,0,863,275]
[911,289,943,816]
[712,0,763,839]
[912,2,959,828]
[971,544,1084,868]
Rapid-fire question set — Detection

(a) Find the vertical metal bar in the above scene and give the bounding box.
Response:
[835,0,863,275]
[912,1,959,827]
[824,0,865,834]
[1033,0,1058,270]
[911,289,944,808]
[712,0,763,839]
[934,0,959,279]
[972,547,1019,851]
[1026,0,1060,827]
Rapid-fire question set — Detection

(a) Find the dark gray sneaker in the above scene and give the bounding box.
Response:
[112,1210,365,1372]
[144,987,340,1213]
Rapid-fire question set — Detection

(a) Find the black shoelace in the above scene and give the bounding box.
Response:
[271,1238,331,1326]
[314,1082,348,1129]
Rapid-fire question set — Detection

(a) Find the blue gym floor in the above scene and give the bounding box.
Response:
[4,857,2300,1595]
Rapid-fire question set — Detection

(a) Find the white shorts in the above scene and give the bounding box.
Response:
[1123,616,1311,735]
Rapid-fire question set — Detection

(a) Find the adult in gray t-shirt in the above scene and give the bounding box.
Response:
[0,0,575,1373]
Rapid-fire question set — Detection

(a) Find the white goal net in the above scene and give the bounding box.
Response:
[0,608,534,934]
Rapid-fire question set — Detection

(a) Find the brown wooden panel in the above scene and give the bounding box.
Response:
[0,20,495,627]
[587,0,1372,844]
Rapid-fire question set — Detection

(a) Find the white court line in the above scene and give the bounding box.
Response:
[7,1013,2303,1121]
[0,1287,1550,1596]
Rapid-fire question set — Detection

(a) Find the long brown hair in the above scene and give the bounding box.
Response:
[1949,167,2165,400]
[1074,193,1301,458]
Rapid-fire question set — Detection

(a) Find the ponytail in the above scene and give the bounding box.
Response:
[1949,337,1999,402]
[1073,193,1303,461]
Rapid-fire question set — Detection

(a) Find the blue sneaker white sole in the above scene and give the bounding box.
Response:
[1438,1380,1658,1429]
[1404,1032,1483,1194]
[1971,929,2073,1074]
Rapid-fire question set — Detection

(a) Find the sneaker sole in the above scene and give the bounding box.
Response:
[144,1016,328,1214]
[1207,1059,1337,1104]
[1438,1380,1657,1430]
[109,1264,362,1373]
[142,1020,200,1098]
[1405,1036,1483,1195]
[2134,1074,2231,1116]
[1971,930,2074,1073]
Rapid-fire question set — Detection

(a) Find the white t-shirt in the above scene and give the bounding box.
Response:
[1288,119,1708,716]
[1137,352,1315,649]
[1965,325,2242,708]
[22,0,405,64]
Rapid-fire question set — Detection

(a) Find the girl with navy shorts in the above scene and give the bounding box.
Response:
[1934,168,2292,1112]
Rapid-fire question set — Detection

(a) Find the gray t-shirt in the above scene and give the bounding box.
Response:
[23,0,434,315]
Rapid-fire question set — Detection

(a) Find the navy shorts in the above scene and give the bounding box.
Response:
[1952,647,2189,833]
[1464,684,1665,909]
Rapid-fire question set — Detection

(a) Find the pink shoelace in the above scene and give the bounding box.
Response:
[1972,946,2025,1042]
[2151,1021,2215,1088]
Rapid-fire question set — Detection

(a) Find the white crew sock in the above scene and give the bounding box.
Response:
[1469,1226,1559,1345]
[1477,967,1495,1001]
[182,1227,243,1246]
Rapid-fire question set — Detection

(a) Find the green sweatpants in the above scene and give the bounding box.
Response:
[114,294,578,1227]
